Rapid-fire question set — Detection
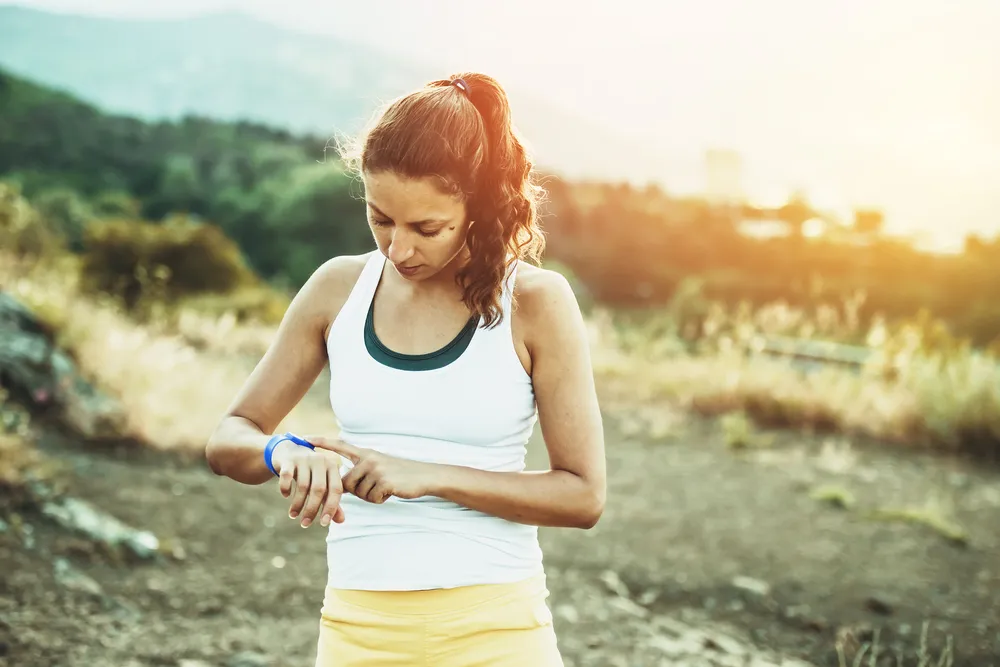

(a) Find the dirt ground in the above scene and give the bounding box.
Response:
[2,400,999,666]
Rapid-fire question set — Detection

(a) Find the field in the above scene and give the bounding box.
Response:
[2,243,998,667]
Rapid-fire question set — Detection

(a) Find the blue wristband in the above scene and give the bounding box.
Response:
[264,432,316,476]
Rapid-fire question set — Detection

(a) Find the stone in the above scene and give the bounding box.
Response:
[731,575,771,597]
[599,569,631,598]
[227,651,270,667]
[42,496,160,560]
[52,558,102,597]
[863,595,894,616]
[0,291,126,438]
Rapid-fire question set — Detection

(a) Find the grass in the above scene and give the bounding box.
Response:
[837,625,954,667]
[5,247,1000,466]
[3,176,998,466]
[809,484,856,510]
[0,390,65,507]
[588,303,1000,461]
[0,253,334,453]
[867,502,969,547]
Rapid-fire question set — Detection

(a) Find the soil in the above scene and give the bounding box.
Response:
[2,389,999,667]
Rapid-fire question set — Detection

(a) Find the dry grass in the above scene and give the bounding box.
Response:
[5,238,1000,463]
[587,305,1000,460]
[867,500,969,547]
[1,253,334,452]
[837,624,954,667]
[809,484,856,510]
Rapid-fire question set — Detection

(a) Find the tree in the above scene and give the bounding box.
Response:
[853,208,884,235]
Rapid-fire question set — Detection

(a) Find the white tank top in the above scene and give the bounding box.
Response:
[324,251,544,590]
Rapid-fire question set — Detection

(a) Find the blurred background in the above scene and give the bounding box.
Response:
[0,1,998,666]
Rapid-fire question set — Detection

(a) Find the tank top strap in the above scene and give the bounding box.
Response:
[499,258,520,325]
[336,251,385,328]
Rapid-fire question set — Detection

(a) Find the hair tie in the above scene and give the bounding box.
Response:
[451,78,470,97]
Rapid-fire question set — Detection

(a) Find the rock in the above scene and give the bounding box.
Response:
[41,496,160,560]
[647,635,700,657]
[598,569,630,598]
[732,575,771,597]
[702,631,747,655]
[638,588,660,605]
[53,557,103,596]
[0,291,126,438]
[554,603,580,624]
[607,596,649,618]
[227,651,270,667]
[864,595,894,616]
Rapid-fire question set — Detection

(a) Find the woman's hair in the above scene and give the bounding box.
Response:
[340,72,545,327]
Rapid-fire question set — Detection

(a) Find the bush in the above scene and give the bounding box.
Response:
[80,216,255,311]
[31,187,94,251]
[0,181,64,258]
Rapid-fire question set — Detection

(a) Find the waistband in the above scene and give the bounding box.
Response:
[325,572,549,616]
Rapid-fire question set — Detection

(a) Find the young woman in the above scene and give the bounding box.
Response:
[205,72,606,666]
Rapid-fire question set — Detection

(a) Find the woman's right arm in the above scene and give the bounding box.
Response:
[204,255,365,485]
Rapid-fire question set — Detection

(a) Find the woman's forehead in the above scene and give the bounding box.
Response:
[363,171,464,220]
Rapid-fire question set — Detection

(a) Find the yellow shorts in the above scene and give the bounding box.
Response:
[314,573,564,666]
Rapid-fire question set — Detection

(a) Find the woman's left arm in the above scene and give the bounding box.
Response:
[432,269,606,528]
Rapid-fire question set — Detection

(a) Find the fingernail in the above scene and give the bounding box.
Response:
[320,515,330,527]
[289,511,298,519]
[301,518,312,528]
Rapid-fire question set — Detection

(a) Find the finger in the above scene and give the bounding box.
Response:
[370,480,392,504]
[288,464,312,520]
[332,505,346,523]
[299,460,328,528]
[319,466,344,527]
[278,460,295,498]
[357,473,379,503]
[340,461,368,496]
[310,438,363,464]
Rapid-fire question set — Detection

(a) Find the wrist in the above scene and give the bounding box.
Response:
[270,440,298,471]
[424,463,458,498]
[265,435,304,475]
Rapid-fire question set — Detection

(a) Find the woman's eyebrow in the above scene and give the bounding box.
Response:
[366,202,448,225]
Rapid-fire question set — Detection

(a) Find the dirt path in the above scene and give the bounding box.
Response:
[2,408,999,667]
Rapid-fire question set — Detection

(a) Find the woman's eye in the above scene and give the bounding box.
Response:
[418,228,442,238]
[372,218,392,227]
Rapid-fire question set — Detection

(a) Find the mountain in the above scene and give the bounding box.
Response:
[0,5,671,183]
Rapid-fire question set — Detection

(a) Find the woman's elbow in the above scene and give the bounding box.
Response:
[204,435,225,476]
[573,485,606,529]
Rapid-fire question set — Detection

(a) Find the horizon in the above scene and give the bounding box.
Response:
[2,0,998,247]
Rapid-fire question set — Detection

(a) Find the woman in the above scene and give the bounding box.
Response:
[205,72,606,666]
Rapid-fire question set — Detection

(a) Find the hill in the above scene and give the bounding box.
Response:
[0,5,671,182]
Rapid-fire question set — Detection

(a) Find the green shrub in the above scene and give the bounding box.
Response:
[31,187,94,250]
[80,216,255,311]
[0,181,64,258]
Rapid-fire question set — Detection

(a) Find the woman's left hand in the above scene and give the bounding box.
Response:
[307,436,438,503]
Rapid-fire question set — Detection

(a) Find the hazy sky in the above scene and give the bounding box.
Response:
[4,0,999,242]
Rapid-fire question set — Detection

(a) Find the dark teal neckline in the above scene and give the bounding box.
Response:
[364,296,479,371]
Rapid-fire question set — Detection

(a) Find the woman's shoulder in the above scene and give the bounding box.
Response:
[299,251,377,337]
[513,262,577,307]
[312,251,376,292]
[512,262,585,341]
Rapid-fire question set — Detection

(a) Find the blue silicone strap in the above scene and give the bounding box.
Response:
[264,432,315,476]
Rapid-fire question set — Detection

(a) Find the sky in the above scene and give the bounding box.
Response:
[4,0,999,244]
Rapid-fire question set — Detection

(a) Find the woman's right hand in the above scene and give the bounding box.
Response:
[272,440,346,528]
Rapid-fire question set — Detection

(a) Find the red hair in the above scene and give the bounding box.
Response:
[341,72,545,327]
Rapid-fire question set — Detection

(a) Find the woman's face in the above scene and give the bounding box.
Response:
[363,170,471,282]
